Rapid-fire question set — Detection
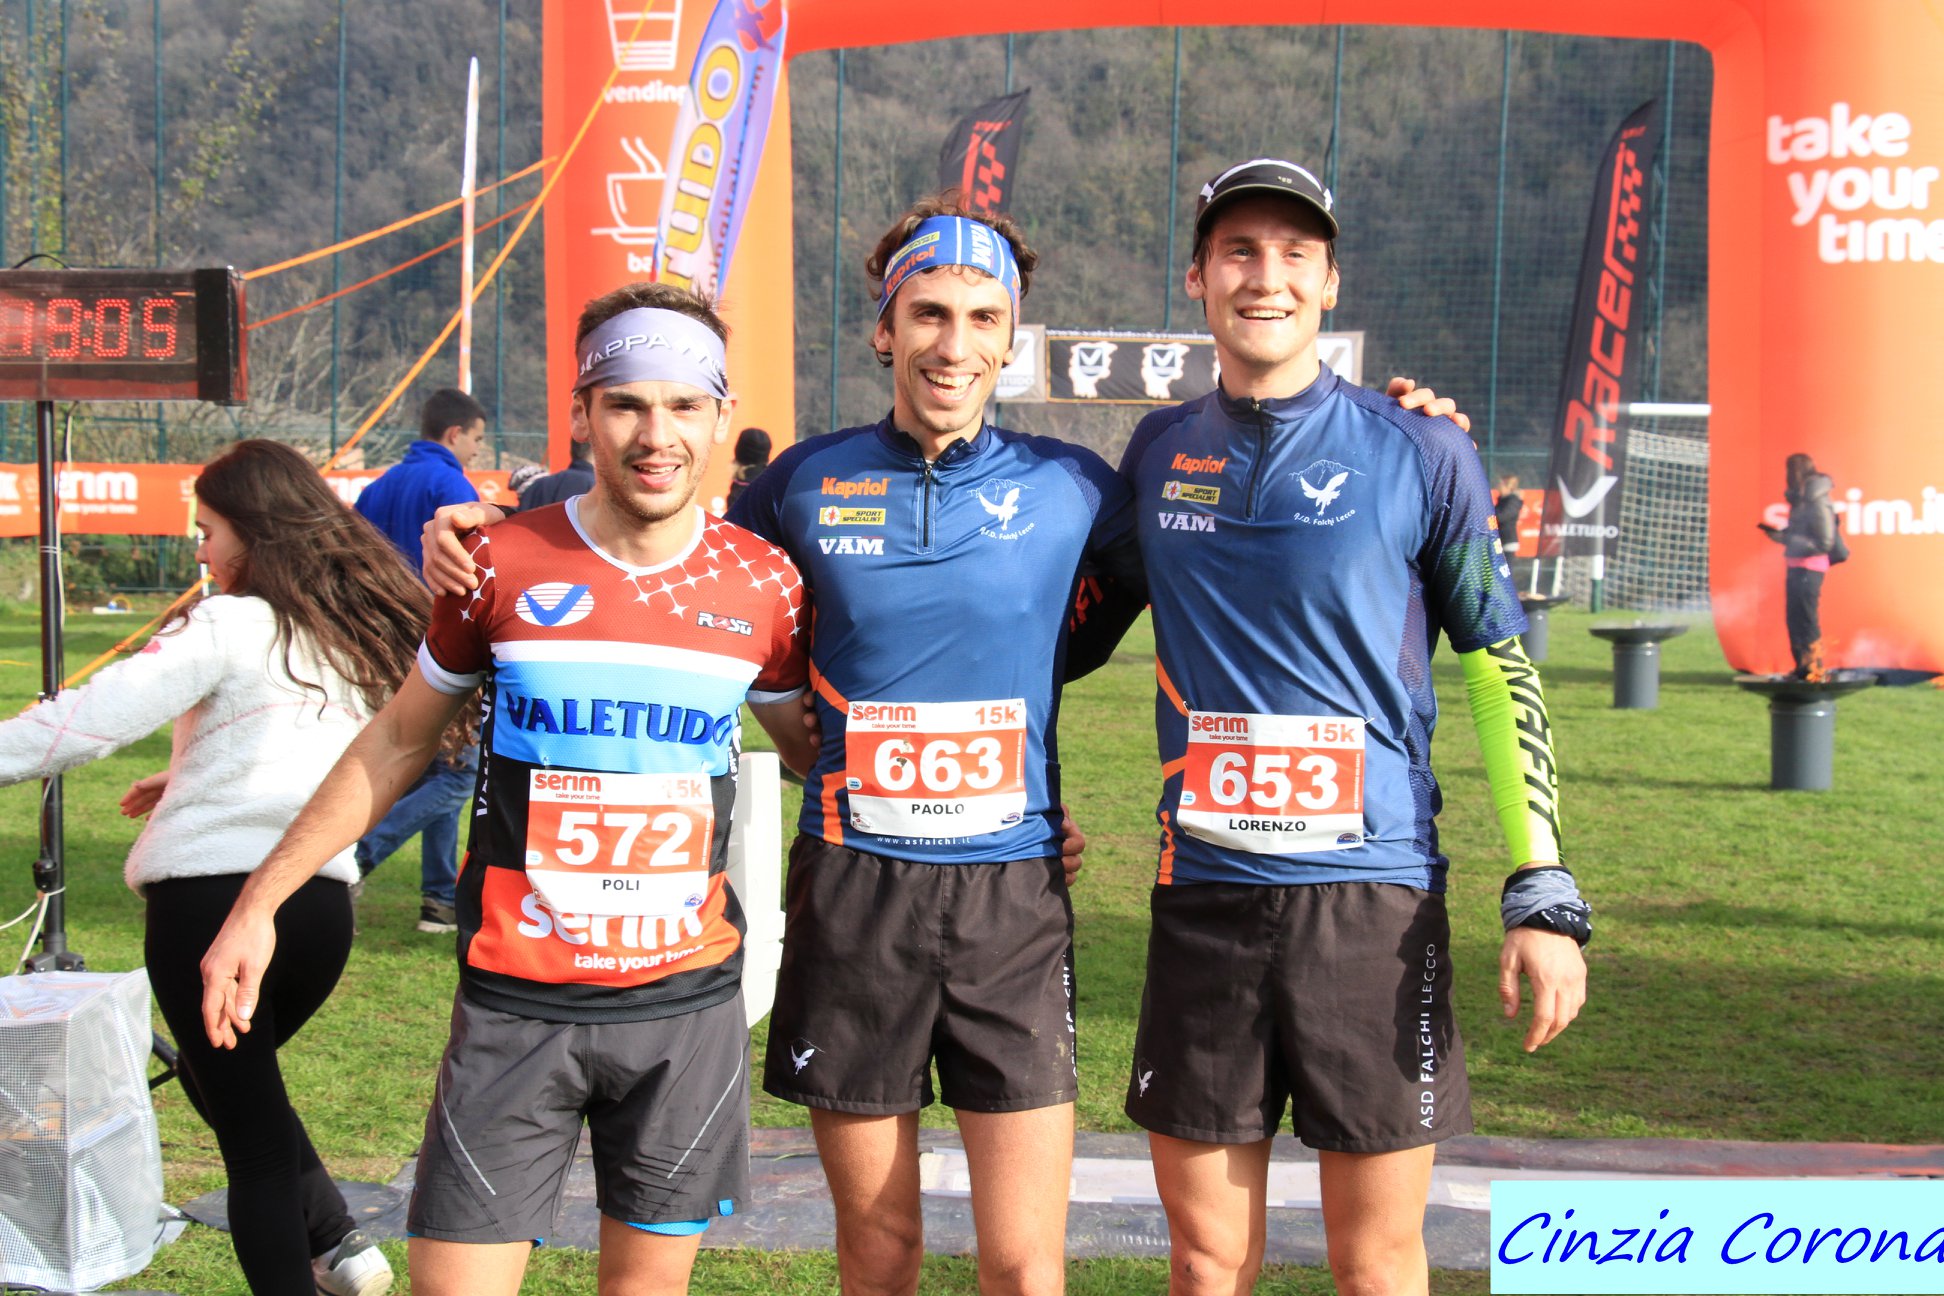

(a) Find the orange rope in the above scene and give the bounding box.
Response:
[247,198,536,331]
[243,156,551,281]
[61,579,206,691]
[58,10,648,688]
[320,5,658,473]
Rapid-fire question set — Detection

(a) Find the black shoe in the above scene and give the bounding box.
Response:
[417,899,458,934]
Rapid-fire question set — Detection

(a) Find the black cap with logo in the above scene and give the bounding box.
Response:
[1194,158,1340,241]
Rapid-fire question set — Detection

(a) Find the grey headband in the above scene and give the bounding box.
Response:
[573,307,728,398]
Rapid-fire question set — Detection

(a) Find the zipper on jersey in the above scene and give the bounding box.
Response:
[919,457,937,552]
[1242,398,1270,520]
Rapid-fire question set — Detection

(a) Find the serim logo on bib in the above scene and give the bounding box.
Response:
[517,582,595,627]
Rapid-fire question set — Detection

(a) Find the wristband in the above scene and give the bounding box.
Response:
[1501,864,1592,947]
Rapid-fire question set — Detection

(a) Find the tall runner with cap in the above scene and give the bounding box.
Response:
[1099,159,1592,1296]
[199,284,817,1296]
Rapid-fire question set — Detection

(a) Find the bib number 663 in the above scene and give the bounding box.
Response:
[870,735,1006,794]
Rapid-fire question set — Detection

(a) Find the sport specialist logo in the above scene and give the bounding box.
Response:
[977,478,1035,540]
[516,582,595,627]
[1162,481,1221,505]
[1290,460,1364,527]
[818,506,885,526]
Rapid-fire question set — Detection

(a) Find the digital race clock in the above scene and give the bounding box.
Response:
[0,267,246,404]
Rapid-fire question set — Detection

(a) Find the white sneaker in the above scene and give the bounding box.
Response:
[313,1229,393,1296]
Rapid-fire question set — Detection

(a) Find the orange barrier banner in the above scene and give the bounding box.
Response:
[0,463,199,538]
[0,463,515,537]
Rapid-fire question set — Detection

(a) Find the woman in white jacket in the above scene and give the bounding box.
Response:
[0,440,434,1296]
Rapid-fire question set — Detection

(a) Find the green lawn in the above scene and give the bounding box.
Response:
[0,600,1936,1293]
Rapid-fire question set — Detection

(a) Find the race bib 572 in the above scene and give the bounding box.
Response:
[523,769,714,917]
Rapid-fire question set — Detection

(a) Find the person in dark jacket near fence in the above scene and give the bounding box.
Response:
[1758,452,1841,679]
[514,440,595,510]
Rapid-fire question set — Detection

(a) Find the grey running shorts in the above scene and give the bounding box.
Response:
[407,990,749,1242]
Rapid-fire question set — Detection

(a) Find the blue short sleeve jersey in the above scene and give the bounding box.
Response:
[730,418,1134,864]
[1121,368,1525,891]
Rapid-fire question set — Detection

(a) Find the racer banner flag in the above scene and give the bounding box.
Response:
[1537,99,1661,561]
[654,0,788,297]
[938,90,1029,215]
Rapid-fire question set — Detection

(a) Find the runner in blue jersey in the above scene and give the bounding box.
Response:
[721,198,1140,1296]
[200,284,818,1296]
[1085,159,1592,1296]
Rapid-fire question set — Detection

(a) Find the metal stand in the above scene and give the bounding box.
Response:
[24,400,82,974]
[1588,623,1689,709]
[1734,672,1879,791]
[1517,594,1567,663]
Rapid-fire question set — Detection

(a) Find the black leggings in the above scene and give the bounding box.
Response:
[145,873,357,1295]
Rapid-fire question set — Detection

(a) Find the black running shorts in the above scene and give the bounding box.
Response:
[1124,880,1472,1152]
[407,991,749,1242]
[762,835,1076,1114]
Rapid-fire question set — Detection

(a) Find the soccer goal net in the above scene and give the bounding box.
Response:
[1551,404,1711,612]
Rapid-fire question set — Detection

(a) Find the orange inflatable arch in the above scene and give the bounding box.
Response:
[545,0,1944,674]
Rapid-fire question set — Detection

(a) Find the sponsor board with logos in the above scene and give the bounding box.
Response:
[1040,330,1363,404]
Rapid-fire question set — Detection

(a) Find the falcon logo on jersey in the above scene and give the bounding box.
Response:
[978,478,1035,540]
[818,537,885,556]
[1157,512,1216,532]
[1291,460,1364,526]
[516,583,595,627]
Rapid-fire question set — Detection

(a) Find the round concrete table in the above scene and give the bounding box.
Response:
[1517,595,1568,663]
[1588,623,1689,709]
[1733,670,1880,790]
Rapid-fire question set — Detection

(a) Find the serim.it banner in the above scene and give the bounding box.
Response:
[542,0,796,512]
[1715,2,1944,675]
[0,464,514,538]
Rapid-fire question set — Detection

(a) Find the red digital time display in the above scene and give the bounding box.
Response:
[0,268,246,404]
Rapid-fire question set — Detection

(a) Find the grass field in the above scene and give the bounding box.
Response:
[0,599,1936,1294]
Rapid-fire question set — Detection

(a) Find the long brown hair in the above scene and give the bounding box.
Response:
[187,440,435,726]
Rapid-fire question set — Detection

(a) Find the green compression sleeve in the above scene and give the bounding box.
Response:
[1459,637,1562,867]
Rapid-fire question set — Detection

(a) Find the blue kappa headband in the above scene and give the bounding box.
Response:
[573,307,728,398]
[876,215,1021,320]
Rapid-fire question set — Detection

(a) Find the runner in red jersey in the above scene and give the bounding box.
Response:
[200,283,815,1296]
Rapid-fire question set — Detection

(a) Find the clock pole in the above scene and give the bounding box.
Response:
[26,397,81,971]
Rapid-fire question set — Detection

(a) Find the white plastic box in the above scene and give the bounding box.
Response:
[0,970,165,1291]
